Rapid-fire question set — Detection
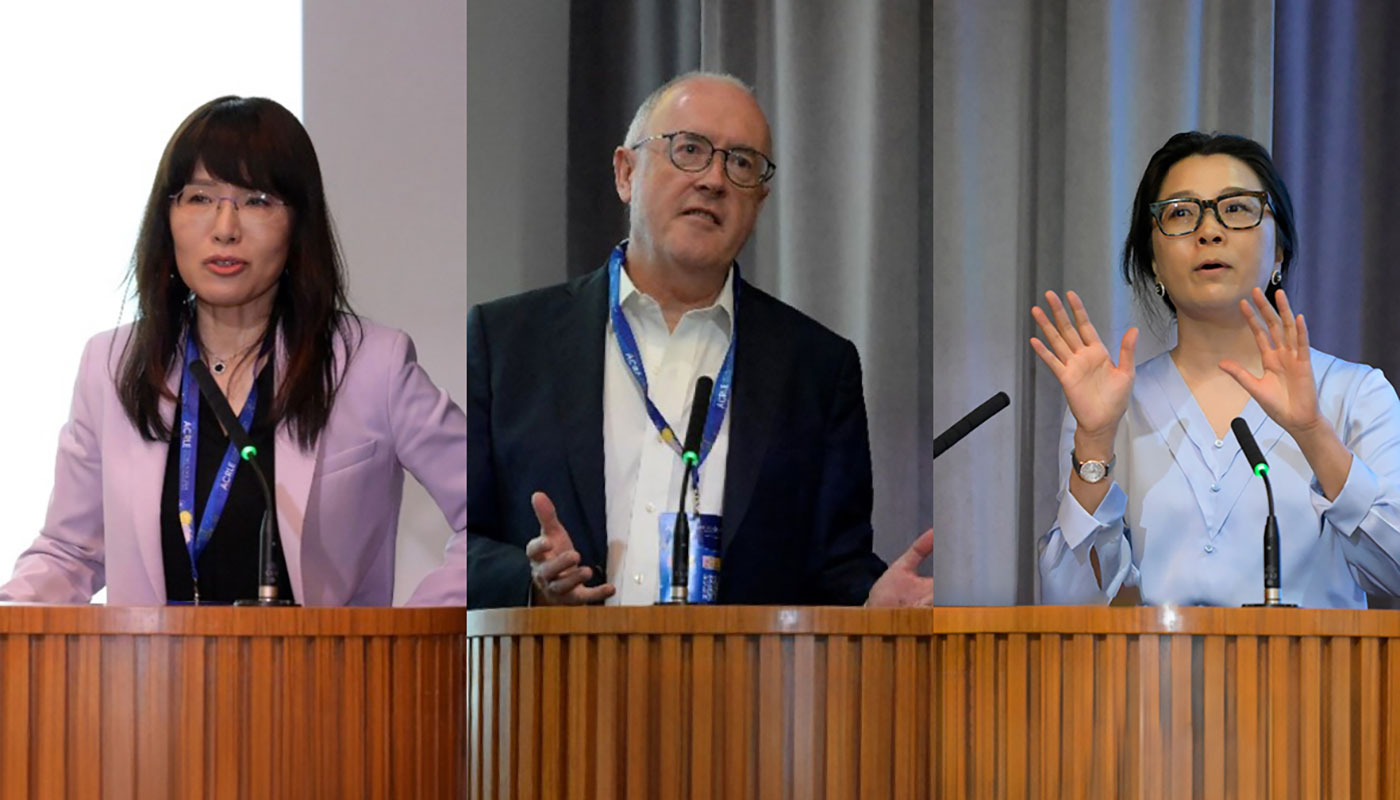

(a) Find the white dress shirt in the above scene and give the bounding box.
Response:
[1040,349,1400,608]
[603,266,734,605]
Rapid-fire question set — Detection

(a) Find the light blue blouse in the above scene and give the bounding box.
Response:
[1039,349,1400,608]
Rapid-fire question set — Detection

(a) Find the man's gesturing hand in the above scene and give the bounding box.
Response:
[526,491,616,605]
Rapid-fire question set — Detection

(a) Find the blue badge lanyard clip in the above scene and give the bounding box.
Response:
[606,241,736,499]
[177,335,260,601]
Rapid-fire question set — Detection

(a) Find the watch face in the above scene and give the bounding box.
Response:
[1079,460,1107,483]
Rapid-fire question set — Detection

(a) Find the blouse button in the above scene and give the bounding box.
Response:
[1214,439,1224,449]
[1204,545,1215,554]
[1210,484,1220,492]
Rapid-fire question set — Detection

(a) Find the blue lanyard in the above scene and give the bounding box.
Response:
[606,241,736,487]
[178,335,259,588]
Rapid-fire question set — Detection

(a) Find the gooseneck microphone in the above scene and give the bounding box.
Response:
[188,360,296,607]
[932,392,1010,459]
[1232,417,1292,608]
[668,376,713,604]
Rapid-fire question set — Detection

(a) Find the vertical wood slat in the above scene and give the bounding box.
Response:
[101,636,135,800]
[658,635,684,800]
[338,637,365,799]
[284,637,312,800]
[1061,634,1093,798]
[1167,636,1192,800]
[1267,636,1294,795]
[136,635,171,800]
[1235,636,1261,799]
[1038,634,1062,799]
[943,635,968,799]
[891,636,918,800]
[515,636,539,800]
[826,635,856,800]
[625,636,649,800]
[538,636,562,800]
[759,636,786,800]
[858,636,893,799]
[467,637,479,800]
[35,635,68,800]
[176,636,208,800]
[790,636,821,800]
[723,635,754,800]
[1095,633,1126,798]
[1201,636,1226,798]
[689,635,715,800]
[566,634,592,800]
[593,635,618,800]
[1387,639,1400,800]
[1005,634,1028,800]
[1300,636,1323,799]
[972,633,996,799]
[1329,637,1353,799]
[1135,635,1162,800]
[1360,638,1382,799]
[70,633,104,800]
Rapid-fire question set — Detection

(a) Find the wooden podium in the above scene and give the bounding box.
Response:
[468,605,1400,799]
[0,605,464,799]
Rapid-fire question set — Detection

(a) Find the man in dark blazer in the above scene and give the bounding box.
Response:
[468,73,933,608]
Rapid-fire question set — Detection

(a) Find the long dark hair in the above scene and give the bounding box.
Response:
[118,96,360,448]
[1121,131,1299,318]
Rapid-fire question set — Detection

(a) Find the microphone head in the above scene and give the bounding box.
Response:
[1231,416,1268,476]
[681,376,714,463]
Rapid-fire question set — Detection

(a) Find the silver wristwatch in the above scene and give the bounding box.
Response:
[1071,450,1115,484]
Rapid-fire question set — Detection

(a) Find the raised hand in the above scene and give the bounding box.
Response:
[525,491,616,605]
[866,529,934,608]
[1029,290,1139,439]
[1218,288,1321,436]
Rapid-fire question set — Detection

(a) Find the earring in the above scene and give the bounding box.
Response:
[1270,269,1283,285]
[1154,281,1166,298]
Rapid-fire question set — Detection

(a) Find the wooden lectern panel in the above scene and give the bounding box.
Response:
[468,605,1400,799]
[0,605,465,800]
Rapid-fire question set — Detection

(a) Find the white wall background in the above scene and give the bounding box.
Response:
[0,1,466,605]
[0,2,303,600]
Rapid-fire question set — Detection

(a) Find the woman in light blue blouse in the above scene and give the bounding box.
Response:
[1031,132,1400,608]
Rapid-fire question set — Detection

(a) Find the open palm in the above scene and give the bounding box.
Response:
[1218,288,1319,434]
[1030,290,1138,437]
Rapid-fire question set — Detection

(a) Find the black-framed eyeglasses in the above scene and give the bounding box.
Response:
[1148,190,1271,237]
[629,130,776,188]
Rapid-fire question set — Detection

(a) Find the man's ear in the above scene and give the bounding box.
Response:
[613,147,635,204]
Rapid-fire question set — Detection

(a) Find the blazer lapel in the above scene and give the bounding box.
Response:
[270,329,324,602]
[129,366,181,603]
[720,282,786,555]
[554,269,609,563]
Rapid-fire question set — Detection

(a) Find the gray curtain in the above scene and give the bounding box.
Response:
[1273,0,1400,608]
[566,0,701,275]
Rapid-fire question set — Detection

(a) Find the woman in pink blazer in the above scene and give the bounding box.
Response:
[0,97,465,606]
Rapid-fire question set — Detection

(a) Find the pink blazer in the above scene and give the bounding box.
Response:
[0,319,465,606]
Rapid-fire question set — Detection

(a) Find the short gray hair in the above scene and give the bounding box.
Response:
[621,71,758,149]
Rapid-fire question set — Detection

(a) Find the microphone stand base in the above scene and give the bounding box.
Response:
[234,598,298,607]
[1241,602,1297,608]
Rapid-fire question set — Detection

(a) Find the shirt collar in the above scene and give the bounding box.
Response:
[618,263,735,336]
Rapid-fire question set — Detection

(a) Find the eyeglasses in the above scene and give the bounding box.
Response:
[629,131,776,188]
[169,185,289,224]
[1148,190,1271,237]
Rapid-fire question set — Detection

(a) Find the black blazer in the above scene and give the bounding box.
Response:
[467,266,886,608]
